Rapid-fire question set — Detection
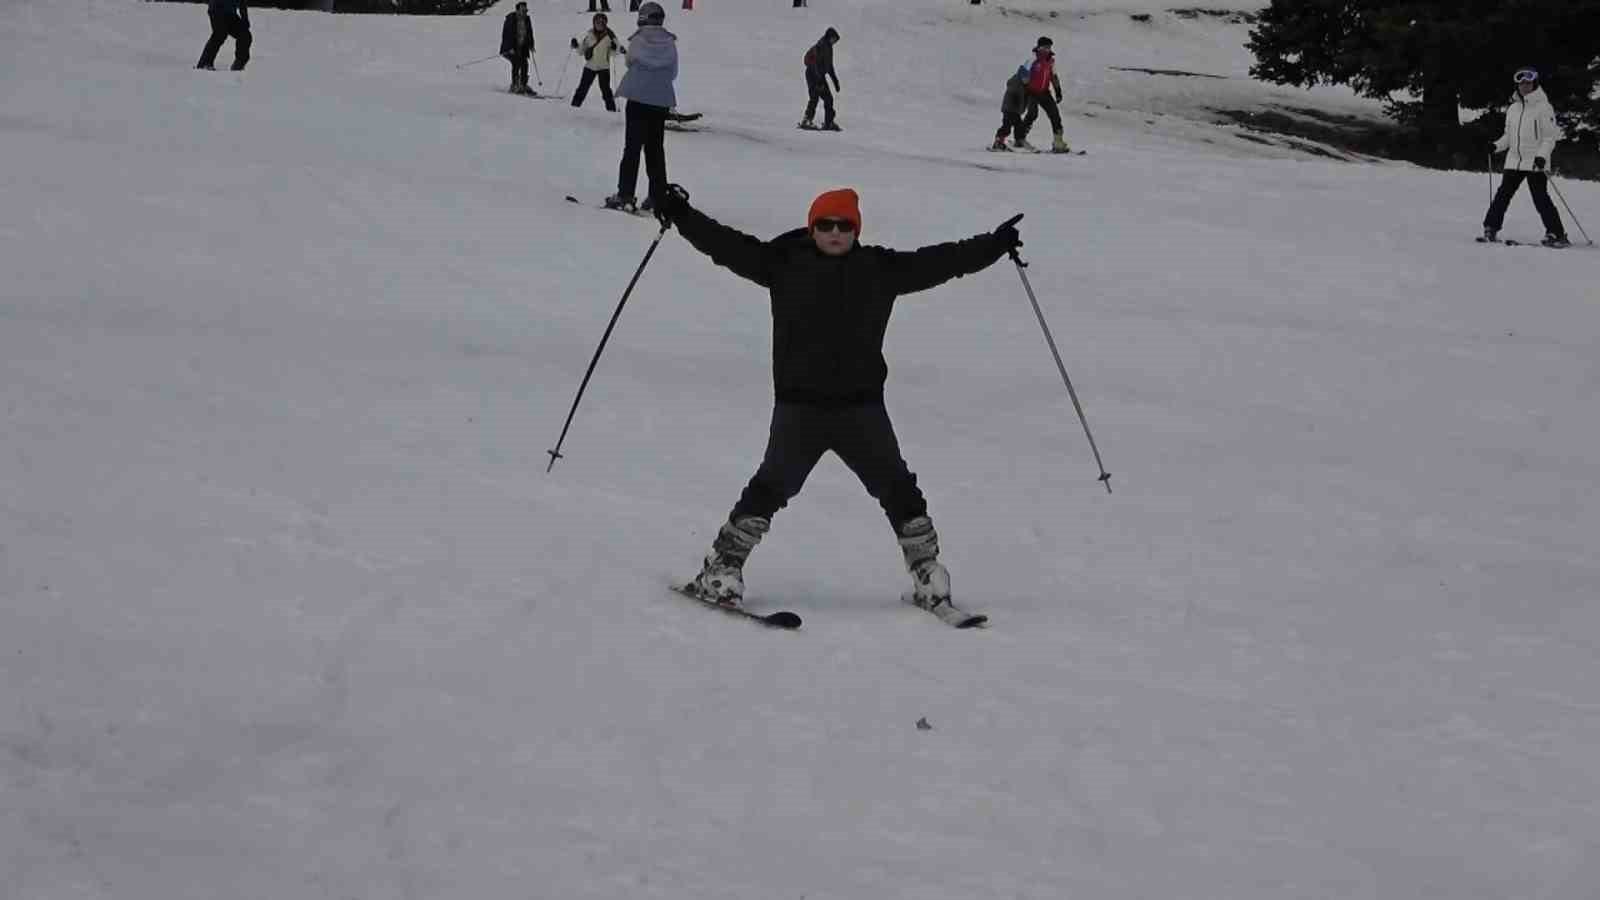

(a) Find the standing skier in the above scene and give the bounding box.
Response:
[991,65,1030,151]
[799,28,842,131]
[605,2,677,213]
[195,0,251,72]
[1016,37,1069,153]
[1482,67,1569,248]
[500,2,536,95]
[649,184,1024,624]
[570,13,623,111]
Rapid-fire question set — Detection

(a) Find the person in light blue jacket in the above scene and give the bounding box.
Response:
[604,2,678,213]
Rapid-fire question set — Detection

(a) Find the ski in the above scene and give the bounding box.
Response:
[902,592,988,629]
[665,122,703,132]
[565,195,654,218]
[672,584,802,630]
[1480,237,1571,248]
[990,146,1085,155]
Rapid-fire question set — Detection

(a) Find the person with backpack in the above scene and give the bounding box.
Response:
[570,13,623,111]
[195,0,252,72]
[990,65,1030,151]
[799,27,841,131]
[603,2,678,214]
[499,2,536,95]
[648,183,1024,626]
[1482,67,1569,248]
[1016,37,1069,153]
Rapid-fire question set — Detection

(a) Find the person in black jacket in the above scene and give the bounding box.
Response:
[500,2,536,95]
[651,184,1023,619]
[196,0,251,72]
[799,27,841,130]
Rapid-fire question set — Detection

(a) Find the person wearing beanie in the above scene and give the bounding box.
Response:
[1016,37,1070,152]
[991,64,1031,151]
[571,13,622,111]
[648,183,1025,625]
[1482,67,1568,247]
[799,27,842,131]
[604,2,677,213]
[499,2,536,95]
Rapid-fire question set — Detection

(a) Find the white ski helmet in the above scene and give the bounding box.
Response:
[637,1,665,26]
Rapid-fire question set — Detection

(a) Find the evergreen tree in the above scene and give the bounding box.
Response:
[1248,0,1600,141]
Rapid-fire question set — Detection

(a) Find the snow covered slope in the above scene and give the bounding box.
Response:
[4,2,1599,899]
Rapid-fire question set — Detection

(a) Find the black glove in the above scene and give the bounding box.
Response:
[994,213,1024,253]
[584,47,593,60]
[1534,156,1547,171]
[654,184,691,228]
[570,37,580,50]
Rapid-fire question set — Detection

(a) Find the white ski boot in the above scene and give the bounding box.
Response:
[684,516,769,608]
[1052,131,1072,153]
[897,517,986,627]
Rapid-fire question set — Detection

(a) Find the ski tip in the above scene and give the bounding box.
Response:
[565,195,580,203]
[762,611,804,629]
[956,614,989,629]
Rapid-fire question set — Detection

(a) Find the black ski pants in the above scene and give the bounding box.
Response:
[804,70,835,125]
[588,1,611,11]
[1484,170,1567,238]
[1019,93,1062,142]
[198,11,252,70]
[995,109,1025,143]
[572,68,616,110]
[508,53,530,90]
[618,101,668,204]
[731,402,929,530]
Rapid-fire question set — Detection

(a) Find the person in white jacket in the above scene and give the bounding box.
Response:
[1483,67,1568,247]
[570,13,623,111]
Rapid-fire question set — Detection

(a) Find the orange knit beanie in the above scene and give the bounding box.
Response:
[807,188,862,236]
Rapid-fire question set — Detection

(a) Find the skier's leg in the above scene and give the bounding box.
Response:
[571,68,596,106]
[803,73,820,123]
[512,56,529,91]
[731,405,831,522]
[230,19,251,71]
[819,82,836,126]
[1484,171,1525,232]
[1016,95,1039,145]
[830,403,928,528]
[830,404,955,605]
[598,69,616,112]
[1527,173,1568,239]
[641,104,668,207]
[615,101,646,202]
[197,12,228,67]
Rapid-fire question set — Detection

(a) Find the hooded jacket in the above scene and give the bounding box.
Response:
[805,33,839,89]
[674,206,1008,405]
[1494,86,1561,172]
[616,25,678,109]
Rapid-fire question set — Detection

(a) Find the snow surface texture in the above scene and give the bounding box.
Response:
[4,1,1600,898]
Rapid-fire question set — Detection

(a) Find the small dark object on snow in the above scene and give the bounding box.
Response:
[916,717,932,731]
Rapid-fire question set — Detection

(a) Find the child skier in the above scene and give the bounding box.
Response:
[499,2,536,95]
[570,13,623,111]
[649,183,1024,625]
[991,65,1030,151]
[800,28,842,131]
[1482,67,1569,247]
[1017,37,1069,153]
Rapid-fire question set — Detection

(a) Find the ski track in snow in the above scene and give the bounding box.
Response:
[3,2,1599,899]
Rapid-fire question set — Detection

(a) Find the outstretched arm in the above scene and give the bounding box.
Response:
[879,217,1019,297]
[671,201,777,289]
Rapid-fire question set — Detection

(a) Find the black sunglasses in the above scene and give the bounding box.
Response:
[813,218,856,234]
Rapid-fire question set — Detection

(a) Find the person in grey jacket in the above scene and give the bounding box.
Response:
[196,0,251,71]
[604,2,678,213]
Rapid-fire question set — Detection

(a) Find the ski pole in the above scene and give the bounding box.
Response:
[455,54,501,70]
[1548,174,1595,246]
[530,52,543,87]
[554,48,573,96]
[1006,230,1113,494]
[1487,152,1495,207]
[547,222,671,472]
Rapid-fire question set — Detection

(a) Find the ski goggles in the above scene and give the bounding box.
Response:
[1513,68,1539,84]
[812,218,857,234]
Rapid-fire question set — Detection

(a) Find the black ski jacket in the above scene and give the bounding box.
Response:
[674,206,1008,406]
[501,12,534,57]
[804,37,839,90]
